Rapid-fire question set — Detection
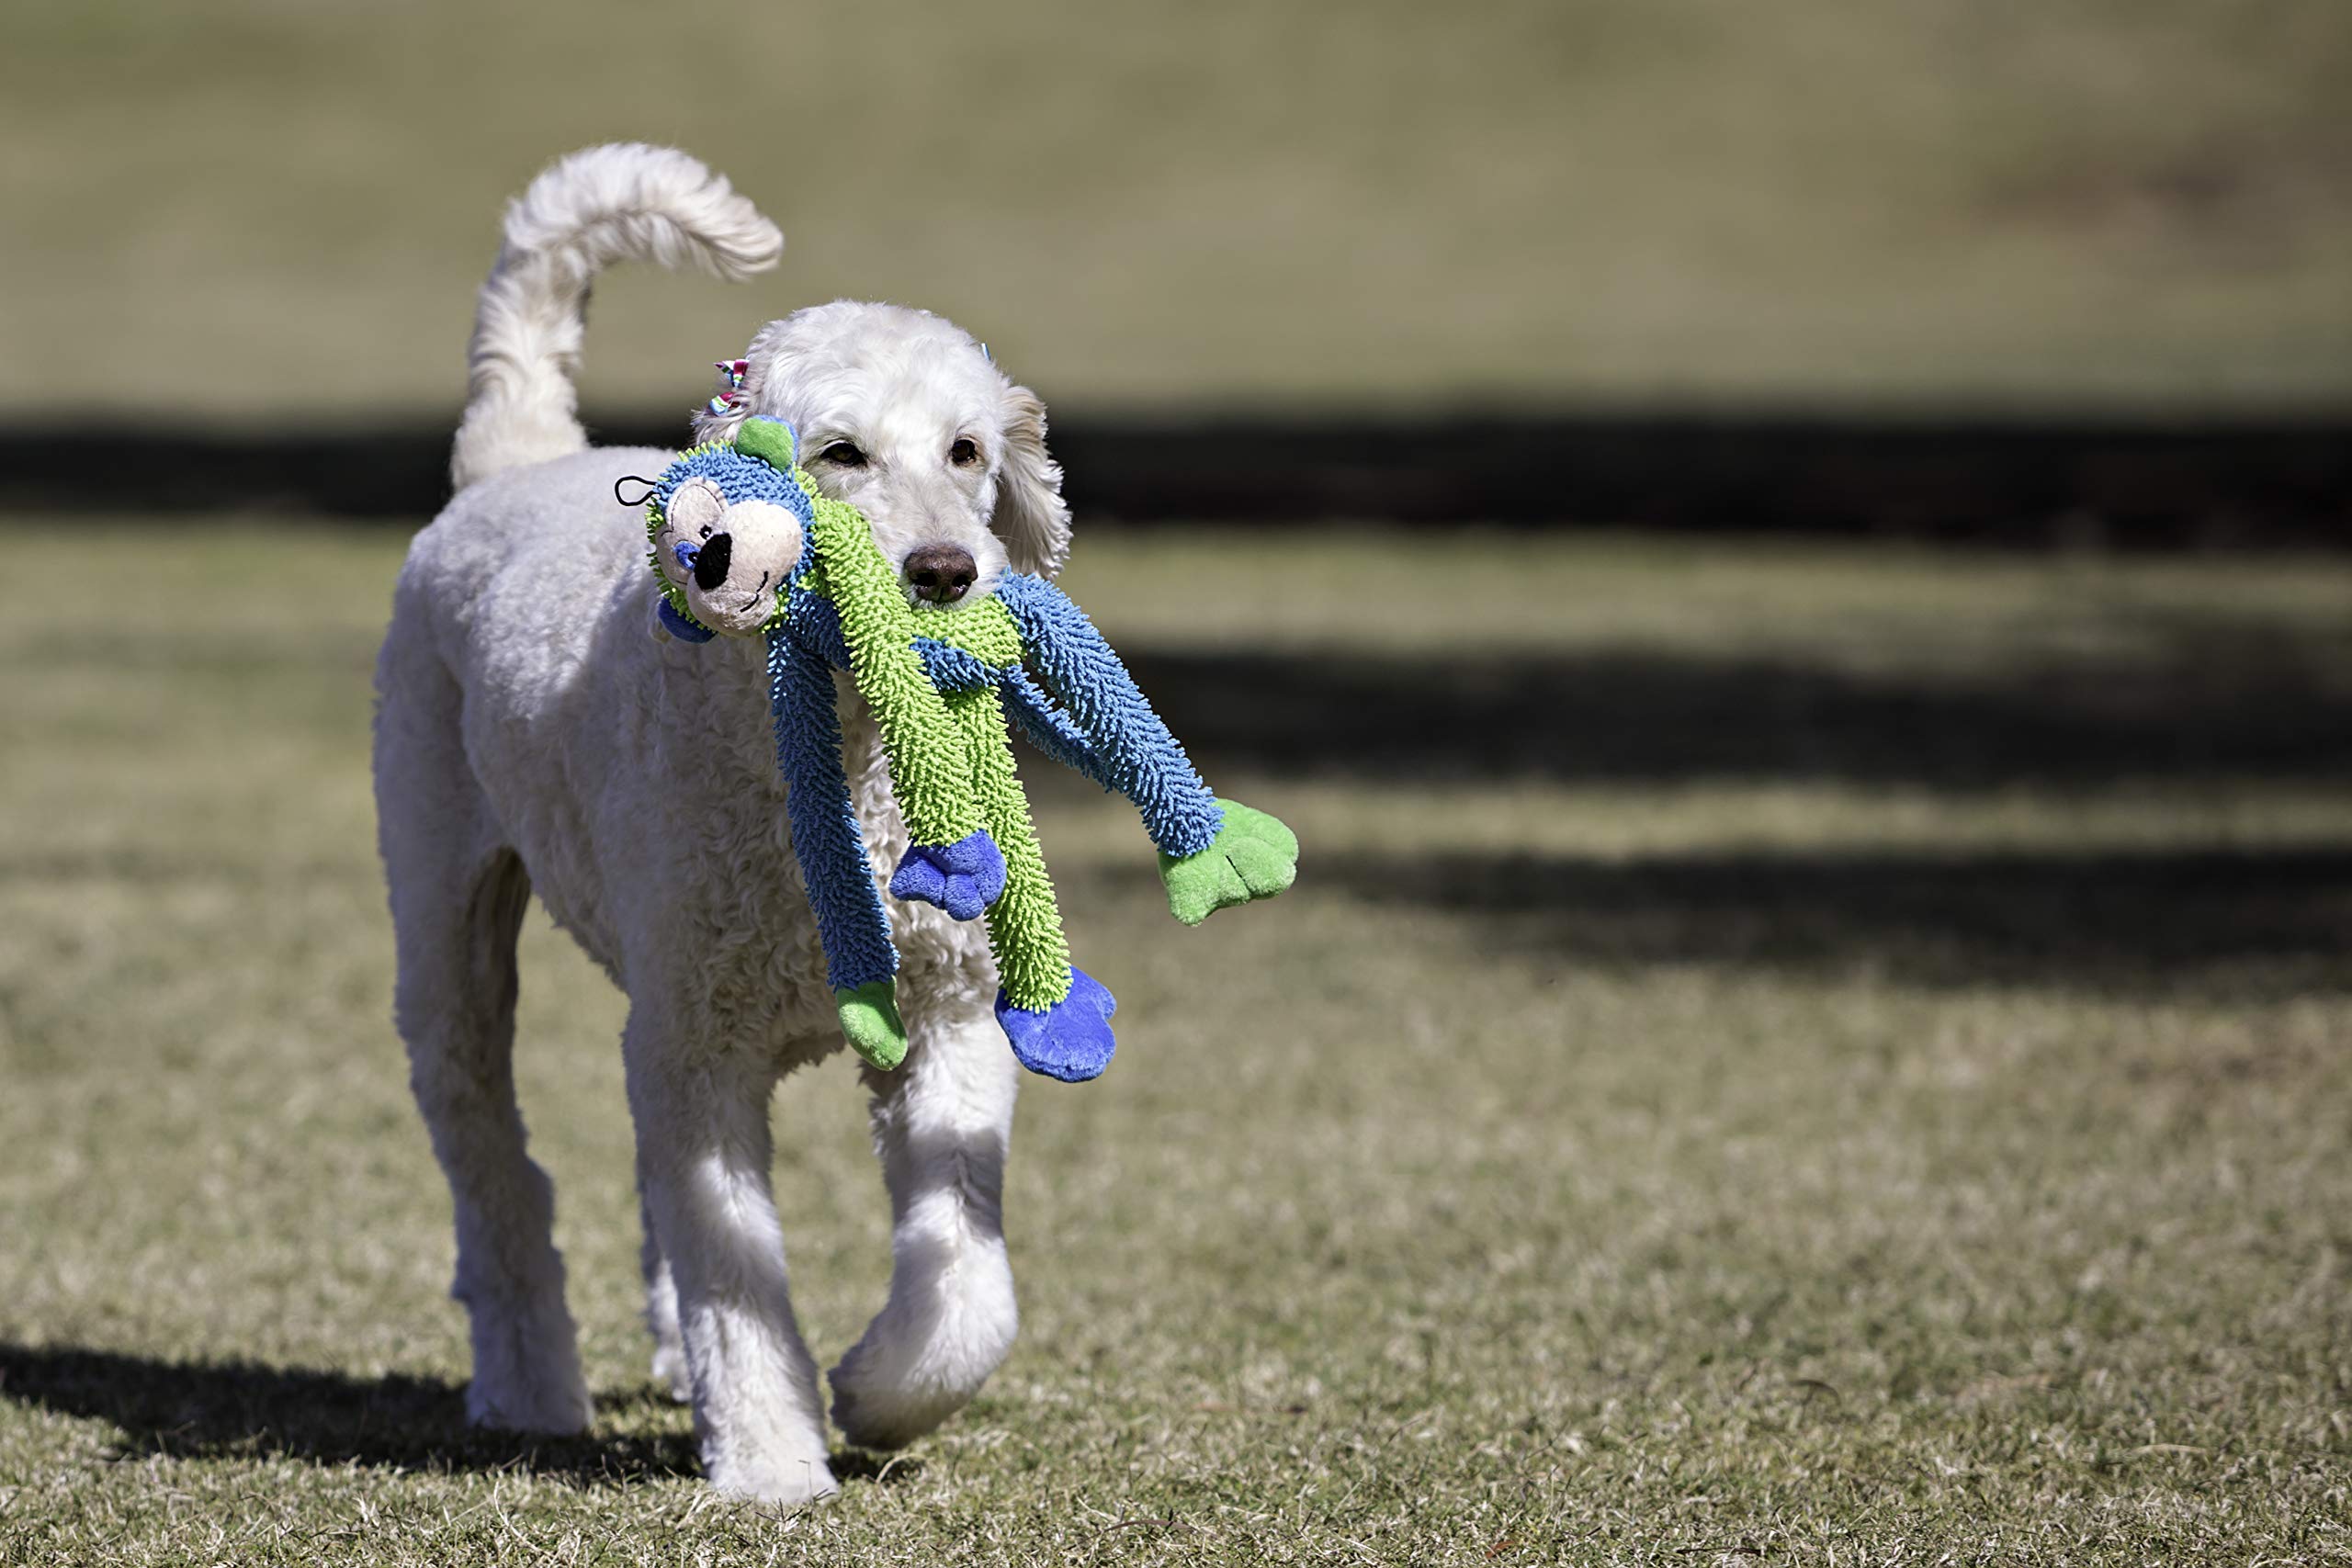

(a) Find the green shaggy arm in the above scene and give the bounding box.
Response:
[807,495,984,848]
[948,686,1072,1012]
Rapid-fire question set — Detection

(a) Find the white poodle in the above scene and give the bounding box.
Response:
[375,144,1073,1503]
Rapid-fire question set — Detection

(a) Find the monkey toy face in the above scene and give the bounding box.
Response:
[650,473,805,637]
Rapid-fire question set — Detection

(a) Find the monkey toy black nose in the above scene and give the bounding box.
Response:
[693,532,733,592]
[905,544,978,604]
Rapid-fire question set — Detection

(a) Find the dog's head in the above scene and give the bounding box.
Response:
[693,302,1070,605]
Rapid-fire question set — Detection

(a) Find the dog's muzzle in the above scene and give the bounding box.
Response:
[904,544,977,604]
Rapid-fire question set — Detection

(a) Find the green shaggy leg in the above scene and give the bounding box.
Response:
[834,979,908,1071]
[1160,799,1299,926]
[946,689,1072,1011]
[807,496,986,850]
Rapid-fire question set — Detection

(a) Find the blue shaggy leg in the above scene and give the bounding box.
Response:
[888,829,1006,921]
[768,628,906,1069]
[995,967,1118,1083]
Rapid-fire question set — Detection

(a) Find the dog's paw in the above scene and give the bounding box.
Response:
[464,1370,594,1436]
[835,979,908,1071]
[995,968,1118,1082]
[702,1447,840,1506]
[831,1373,971,1452]
[1159,799,1298,926]
[649,1340,693,1404]
[831,1342,992,1450]
[889,829,1006,921]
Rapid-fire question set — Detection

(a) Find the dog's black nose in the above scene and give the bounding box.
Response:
[905,545,977,604]
[693,532,733,592]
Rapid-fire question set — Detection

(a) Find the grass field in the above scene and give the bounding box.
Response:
[2,521,2350,1563]
[5,0,2350,417]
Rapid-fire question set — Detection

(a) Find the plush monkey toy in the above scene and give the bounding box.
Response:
[644,417,1296,1082]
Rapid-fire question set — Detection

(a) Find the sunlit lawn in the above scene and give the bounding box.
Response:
[1,522,2348,1564]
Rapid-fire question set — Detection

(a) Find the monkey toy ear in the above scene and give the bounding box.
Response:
[734,418,797,472]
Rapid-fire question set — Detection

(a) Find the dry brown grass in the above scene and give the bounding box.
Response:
[1,522,2348,1563]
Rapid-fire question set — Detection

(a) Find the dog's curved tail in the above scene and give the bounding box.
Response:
[450,143,782,491]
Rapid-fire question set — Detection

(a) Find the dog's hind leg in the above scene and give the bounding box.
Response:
[377,645,592,1435]
[638,1182,693,1403]
[829,982,1021,1449]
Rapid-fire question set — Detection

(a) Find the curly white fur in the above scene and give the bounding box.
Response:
[695,300,1070,590]
[451,144,784,491]
[378,145,1064,1503]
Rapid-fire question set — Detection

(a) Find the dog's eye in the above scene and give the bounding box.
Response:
[949,437,979,468]
[699,525,716,539]
[820,441,868,468]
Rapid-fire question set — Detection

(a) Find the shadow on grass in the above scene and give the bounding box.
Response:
[0,1345,696,1484]
[1306,844,2352,997]
[0,1345,934,1491]
[1116,634,2352,787]
[0,1346,718,1487]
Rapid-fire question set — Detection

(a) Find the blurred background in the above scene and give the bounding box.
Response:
[3,3,2349,1561]
[6,0,2351,416]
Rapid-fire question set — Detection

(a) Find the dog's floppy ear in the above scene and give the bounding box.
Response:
[995,384,1071,580]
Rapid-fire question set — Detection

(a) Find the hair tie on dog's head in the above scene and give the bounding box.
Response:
[707,358,750,416]
[614,474,660,507]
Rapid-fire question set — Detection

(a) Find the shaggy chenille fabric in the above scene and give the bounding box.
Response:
[992,573,1224,859]
[766,626,902,1056]
[649,417,1296,1081]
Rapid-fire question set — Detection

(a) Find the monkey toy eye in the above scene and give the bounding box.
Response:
[665,476,726,535]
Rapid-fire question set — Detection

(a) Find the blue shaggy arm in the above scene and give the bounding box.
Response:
[911,635,1115,784]
[995,572,1224,859]
[792,580,1227,862]
[999,666,1117,787]
[787,596,1113,786]
[766,622,897,993]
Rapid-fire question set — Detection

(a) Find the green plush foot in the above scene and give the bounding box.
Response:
[835,980,908,1070]
[1159,799,1299,926]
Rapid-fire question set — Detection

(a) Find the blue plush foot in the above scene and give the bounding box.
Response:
[888,829,1006,921]
[995,968,1118,1083]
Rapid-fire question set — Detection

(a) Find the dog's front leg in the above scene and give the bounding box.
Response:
[830,979,1021,1448]
[624,1007,836,1503]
